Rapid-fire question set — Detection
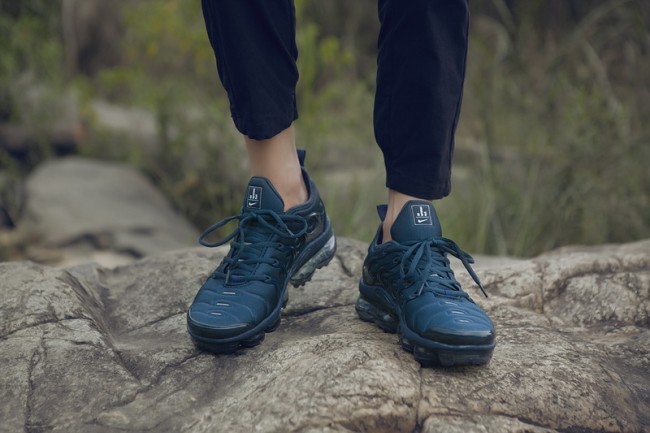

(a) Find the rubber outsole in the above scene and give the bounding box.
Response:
[355,296,494,367]
[191,309,283,354]
[189,234,336,354]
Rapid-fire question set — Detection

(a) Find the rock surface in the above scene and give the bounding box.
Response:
[17,157,197,267]
[1,238,648,433]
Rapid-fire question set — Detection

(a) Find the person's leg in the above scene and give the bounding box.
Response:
[201,0,305,209]
[245,125,306,210]
[374,0,469,240]
[188,0,335,353]
[357,0,495,367]
[383,190,424,242]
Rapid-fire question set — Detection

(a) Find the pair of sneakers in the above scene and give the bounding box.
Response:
[186,151,495,366]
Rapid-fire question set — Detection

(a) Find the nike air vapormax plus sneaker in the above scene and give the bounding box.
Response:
[187,150,336,353]
[357,201,495,367]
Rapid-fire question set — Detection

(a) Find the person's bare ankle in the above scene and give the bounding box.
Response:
[276,169,308,210]
[382,189,430,243]
[244,124,307,211]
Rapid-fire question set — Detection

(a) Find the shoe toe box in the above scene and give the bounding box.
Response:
[407,295,495,346]
[187,280,276,340]
[187,302,255,339]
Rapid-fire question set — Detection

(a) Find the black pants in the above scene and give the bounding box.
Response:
[202,0,469,200]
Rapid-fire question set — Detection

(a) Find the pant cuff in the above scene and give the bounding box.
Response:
[231,95,298,140]
[386,171,451,200]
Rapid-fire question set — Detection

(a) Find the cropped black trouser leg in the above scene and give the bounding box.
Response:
[201,0,469,200]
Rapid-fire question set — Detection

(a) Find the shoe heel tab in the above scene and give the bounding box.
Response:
[376,204,388,222]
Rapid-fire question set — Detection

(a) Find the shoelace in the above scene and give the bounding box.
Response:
[392,238,488,299]
[199,209,308,283]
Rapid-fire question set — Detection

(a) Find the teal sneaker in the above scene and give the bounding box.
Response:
[187,150,336,353]
[356,201,495,367]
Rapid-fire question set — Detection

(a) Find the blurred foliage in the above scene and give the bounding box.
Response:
[80,0,246,230]
[0,0,63,134]
[0,0,64,235]
[0,0,649,257]
[0,1,62,89]
[442,0,650,255]
[95,0,215,103]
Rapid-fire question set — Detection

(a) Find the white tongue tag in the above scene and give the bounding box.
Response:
[390,200,442,242]
[411,204,433,226]
[246,186,262,209]
[242,176,285,212]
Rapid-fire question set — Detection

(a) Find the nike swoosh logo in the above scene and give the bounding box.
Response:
[248,201,258,207]
[416,218,428,223]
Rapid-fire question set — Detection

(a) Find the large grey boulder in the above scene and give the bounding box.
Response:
[0,238,648,433]
[18,157,197,267]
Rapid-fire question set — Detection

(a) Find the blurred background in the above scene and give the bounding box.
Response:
[1,0,649,264]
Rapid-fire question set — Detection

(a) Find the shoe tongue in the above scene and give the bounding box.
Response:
[390,200,442,242]
[242,177,285,213]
